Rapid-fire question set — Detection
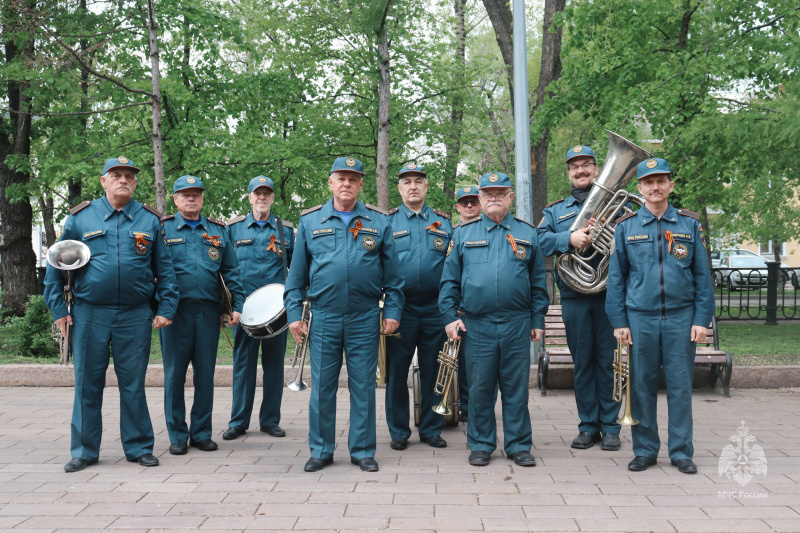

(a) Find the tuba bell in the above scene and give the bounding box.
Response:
[556,130,652,294]
[47,239,91,365]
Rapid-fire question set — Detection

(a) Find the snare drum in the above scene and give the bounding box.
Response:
[240,284,288,339]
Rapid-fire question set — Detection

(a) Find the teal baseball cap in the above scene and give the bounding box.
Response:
[637,158,671,180]
[456,186,479,201]
[173,175,205,193]
[565,145,595,163]
[331,157,365,175]
[249,175,274,193]
[398,163,426,179]
[102,156,141,175]
[478,172,512,189]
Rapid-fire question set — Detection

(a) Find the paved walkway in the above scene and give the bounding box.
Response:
[0,386,798,532]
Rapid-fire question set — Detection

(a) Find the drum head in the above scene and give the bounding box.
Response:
[241,284,288,339]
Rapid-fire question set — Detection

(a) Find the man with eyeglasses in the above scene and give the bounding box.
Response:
[384,164,453,451]
[537,145,621,453]
[44,156,179,472]
[223,176,295,441]
[440,172,549,467]
[159,175,245,456]
[455,186,482,225]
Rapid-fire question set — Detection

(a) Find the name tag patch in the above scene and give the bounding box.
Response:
[465,240,488,246]
[513,238,531,245]
[559,212,577,220]
[672,233,692,240]
[359,227,379,235]
[235,238,254,246]
[82,230,104,240]
[627,234,650,242]
[313,228,334,236]
[165,238,185,245]
[428,228,449,237]
[393,230,409,238]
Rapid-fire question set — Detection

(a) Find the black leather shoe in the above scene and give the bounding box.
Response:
[671,459,698,474]
[468,450,490,466]
[459,411,468,423]
[390,438,408,450]
[571,431,602,449]
[189,439,218,452]
[134,453,159,467]
[509,451,536,467]
[222,427,246,440]
[169,442,188,455]
[64,457,97,473]
[304,457,333,472]
[351,457,379,472]
[421,435,447,448]
[628,456,657,471]
[601,433,621,451]
[260,425,286,437]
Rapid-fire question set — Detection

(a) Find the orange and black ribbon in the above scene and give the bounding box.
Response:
[506,233,518,254]
[133,232,148,248]
[203,233,221,247]
[664,230,674,254]
[266,234,278,253]
[350,219,363,240]
[426,221,442,231]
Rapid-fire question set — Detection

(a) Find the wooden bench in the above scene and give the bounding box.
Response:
[536,305,732,397]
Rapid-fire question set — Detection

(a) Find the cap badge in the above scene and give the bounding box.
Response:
[573,146,582,153]
[118,156,128,164]
[186,176,196,184]
[463,186,472,192]
[646,159,658,169]
[345,157,356,167]
[259,176,267,183]
[488,173,499,183]
[407,163,417,170]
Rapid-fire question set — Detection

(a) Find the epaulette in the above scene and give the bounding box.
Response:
[433,208,451,220]
[227,215,246,225]
[452,223,460,229]
[387,207,399,215]
[617,212,636,224]
[300,205,322,216]
[142,203,164,219]
[461,218,481,226]
[365,203,388,216]
[281,219,294,228]
[545,198,565,209]
[69,200,91,215]
[207,216,226,227]
[161,215,175,222]
[678,209,701,221]
[515,217,535,228]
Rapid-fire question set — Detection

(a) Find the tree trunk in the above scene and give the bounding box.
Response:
[38,195,57,247]
[375,18,392,211]
[147,0,166,213]
[530,0,566,224]
[0,0,38,316]
[68,0,90,207]
[442,0,468,213]
[481,0,514,104]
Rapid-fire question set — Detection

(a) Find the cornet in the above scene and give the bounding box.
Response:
[612,338,638,425]
[46,240,91,365]
[432,338,460,415]
[287,301,312,392]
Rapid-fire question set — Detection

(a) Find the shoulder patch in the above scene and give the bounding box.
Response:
[142,203,164,219]
[69,200,91,215]
[301,205,323,216]
[617,212,636,224]
[207,216,226,227]
[281,219,294,228]
[514,217,535,228]
[461,218,481,227]
[432,208,451,220]
[678,209,701,221]
[545,198,565,209]
[365,203,388,216]
[387,207,399,215]
[161,214,175,222]
[227,215,246,225]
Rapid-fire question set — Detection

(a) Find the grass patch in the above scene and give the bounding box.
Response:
[717,321,800,366]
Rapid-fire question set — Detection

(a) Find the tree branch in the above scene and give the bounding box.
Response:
[1,101,150,117]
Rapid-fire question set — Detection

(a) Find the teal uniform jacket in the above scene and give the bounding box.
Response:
[385,203,453,440]
[226,211,295,431]
[43,195,179,462]
[537,196,587,299]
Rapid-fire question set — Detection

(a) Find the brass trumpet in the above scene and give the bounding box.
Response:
[432,338,460,415]
[613,338,638,425]
[287,301,312,392]
[46,240,91,365]
[376,299,400,385]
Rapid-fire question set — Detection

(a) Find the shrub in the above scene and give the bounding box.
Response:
[3,295,59,359]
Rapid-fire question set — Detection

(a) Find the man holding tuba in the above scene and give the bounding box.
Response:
[537,145,621,452]
[44,156,179,473]
[384,164,453,451]
[606,158,714,474]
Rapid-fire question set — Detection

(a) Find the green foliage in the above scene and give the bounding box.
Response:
[2,296,58,359]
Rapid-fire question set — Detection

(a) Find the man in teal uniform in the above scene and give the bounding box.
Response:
[385,164,453,450]
[223,176,295,441]
[452,185,482,423]
[537,145,621,451]
[284,157,404,473]
[606,158,715,474]
[44,156,179,472]
[440,172,549,467]
[160,175,245,455]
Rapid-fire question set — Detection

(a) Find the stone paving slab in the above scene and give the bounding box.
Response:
[0,386,798,532]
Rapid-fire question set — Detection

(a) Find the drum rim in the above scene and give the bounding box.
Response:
[241,283,286,327]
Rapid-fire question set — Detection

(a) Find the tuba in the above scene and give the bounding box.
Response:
[432,338,460,416]
[555,130,652,294]
[287,300,312,392]
[47,240,91,365]
[613,338,638,425]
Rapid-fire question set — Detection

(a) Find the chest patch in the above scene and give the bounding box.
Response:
[362,235,377,250]
[673,243,688,260]
[208,247,220,261]
[433,237,446,251]
[515,247,527,259]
